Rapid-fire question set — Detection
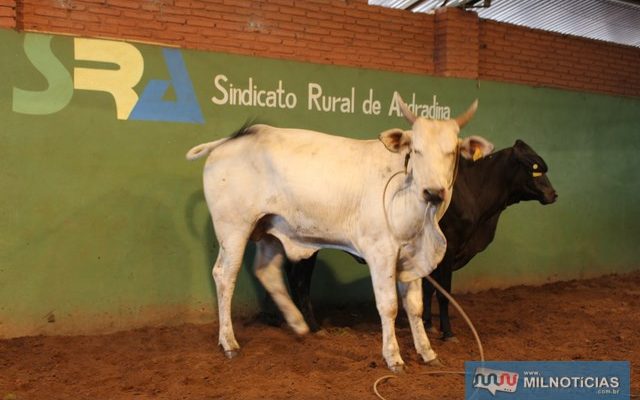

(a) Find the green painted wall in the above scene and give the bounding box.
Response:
[1,30,639,338]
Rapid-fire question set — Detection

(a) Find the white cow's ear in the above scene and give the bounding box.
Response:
[379,128,412,153]
[460,135,494,161]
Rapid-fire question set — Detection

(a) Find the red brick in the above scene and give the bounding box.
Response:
[157,14,186,24]
[49,18,85,29]
[85,23,119,35]
[222,13,247,23]
[211,20,244,32]
[104,16,136,27]
[22,15,50,26]
[256,34,282,45]
[0,6,14,17]
[153,30,185,41]
[280,6,305,18]
[87,6,121,16]
[203,3,235,14]
[34,7,69,18]
[106,0,139,9]
[174,0,205,9]
[171,23,199,34]
[317,19,342,31]
[265,0,294,6]
[137,20,165,30]
[261,11,293,23]
[0,15,14,27]
[141,3,161,12]
[187,16,215,28]
[118,27,152,37]
[122,10,154,20]
[70,12,100,22]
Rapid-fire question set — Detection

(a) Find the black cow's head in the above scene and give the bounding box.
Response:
[510,140,558,205]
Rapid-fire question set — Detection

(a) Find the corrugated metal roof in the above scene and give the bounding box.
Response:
[370,0,640,48]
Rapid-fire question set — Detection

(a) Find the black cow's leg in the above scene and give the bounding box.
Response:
[287,253,321,332]
[436,265,456,341]
[261,282,284,327]
[422,270,438,333]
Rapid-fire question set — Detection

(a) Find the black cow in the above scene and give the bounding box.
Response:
[422,139,557,339]
[271,140,557,337]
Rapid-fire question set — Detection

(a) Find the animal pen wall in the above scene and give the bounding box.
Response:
[1,0,639,339]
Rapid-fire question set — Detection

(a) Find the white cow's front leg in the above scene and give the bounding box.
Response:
[368,257,404,372]
[398,279,438,364]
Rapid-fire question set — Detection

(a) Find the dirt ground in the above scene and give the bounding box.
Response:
[1,272,639,400]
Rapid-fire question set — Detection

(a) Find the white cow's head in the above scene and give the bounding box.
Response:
[380,95,493,208]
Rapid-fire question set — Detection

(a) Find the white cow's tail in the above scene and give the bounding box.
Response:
[185,138,228,160]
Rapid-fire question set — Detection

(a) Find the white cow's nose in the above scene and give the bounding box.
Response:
[423,187,445,205]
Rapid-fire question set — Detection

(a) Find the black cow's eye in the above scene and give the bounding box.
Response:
[532,163,543,177]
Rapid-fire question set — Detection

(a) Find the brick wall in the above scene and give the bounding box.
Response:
[13,0,435,75]
[3,0,640,97]
[0,0,16,28]
[479,20,640,98]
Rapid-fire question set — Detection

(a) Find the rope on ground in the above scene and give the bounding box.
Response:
[373,375,396,400]
[424,275,485,362]
[372,275,485,400]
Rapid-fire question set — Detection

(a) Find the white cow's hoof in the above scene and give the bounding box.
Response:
[425,357,445,368]
[224,349,240,359]
[389,363,406,374]
[294,324,310,336]
[289,317,310,336]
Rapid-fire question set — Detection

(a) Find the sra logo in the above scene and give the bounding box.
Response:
[12,33,203,124]
[473,367,519,395]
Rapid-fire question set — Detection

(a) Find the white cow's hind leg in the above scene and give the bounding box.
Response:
[398,279,439,364]
[254,236,309,335]
[211,229,250,358]
[367,253,405,372]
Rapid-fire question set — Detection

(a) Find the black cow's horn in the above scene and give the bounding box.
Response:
[454,99,478,129]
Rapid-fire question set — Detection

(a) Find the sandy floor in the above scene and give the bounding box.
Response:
[1,272,639,400]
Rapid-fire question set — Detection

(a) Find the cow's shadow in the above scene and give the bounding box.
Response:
[306,257,380,327]
[256,256,385,331]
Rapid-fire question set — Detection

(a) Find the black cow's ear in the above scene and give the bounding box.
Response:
[379,128,411,153]
[513,140,534,159]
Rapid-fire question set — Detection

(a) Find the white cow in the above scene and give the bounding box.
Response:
[186,95,491,371]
